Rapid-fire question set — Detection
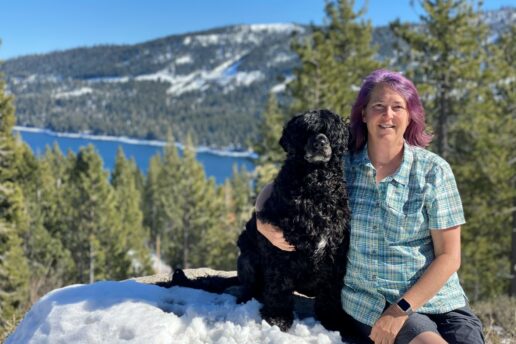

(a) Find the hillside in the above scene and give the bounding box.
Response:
[1,7,514,149]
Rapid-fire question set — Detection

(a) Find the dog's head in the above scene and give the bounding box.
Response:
[279,109,349,164]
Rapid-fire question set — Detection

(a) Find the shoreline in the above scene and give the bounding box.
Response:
[13,126,258,159]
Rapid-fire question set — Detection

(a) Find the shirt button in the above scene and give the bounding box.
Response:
[375,201,380,207]
[372,250,377,254]
[373,225,378,229]
[372,275,377,280]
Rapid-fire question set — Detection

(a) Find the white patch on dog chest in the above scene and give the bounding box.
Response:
[315,236,328,255]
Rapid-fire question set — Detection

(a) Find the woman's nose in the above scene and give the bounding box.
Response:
[383,107,395,118]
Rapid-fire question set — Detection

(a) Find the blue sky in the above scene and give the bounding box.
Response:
[0,0,513,59]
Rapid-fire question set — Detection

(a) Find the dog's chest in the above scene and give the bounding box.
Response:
[315,235,328,256]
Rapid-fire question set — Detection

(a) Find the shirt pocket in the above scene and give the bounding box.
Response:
[383,191,428,244]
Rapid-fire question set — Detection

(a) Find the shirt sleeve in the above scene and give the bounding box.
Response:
[427,161,466,230]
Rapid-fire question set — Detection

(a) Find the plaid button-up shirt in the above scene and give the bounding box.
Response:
[341,142,467,326]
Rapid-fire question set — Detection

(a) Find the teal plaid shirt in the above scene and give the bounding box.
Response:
[341,142,467,326]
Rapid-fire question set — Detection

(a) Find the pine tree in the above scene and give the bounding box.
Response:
[143,153,163,252]
[201,182,238,270]
[288,0,381,116]
[228,165,254,228]
[391,0,514,299]
[453,25,516,299]
[495,26,516,296]
[204,166,254,270]
[153,132,184,268]
[0,72,30,330]
[68,145,126,282]
[390,0,487,159]
[168,134,221,269]
[0,190,30,329]
[253,93,286,190]
[6,140,77,303]
[111,147,152,277]
[39,144,73,241]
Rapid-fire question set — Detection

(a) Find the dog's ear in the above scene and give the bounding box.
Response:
[336,116,350,152]
[279,114,303,154]
[326,112,350,156]
[278,131,290,153]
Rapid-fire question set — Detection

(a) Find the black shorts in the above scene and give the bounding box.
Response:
[351,305,485,344]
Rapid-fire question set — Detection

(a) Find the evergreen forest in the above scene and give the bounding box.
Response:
[1,0,515,341]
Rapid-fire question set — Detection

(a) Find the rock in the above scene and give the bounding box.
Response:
[132,268,316,319]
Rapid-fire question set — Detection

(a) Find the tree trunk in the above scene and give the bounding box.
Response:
[156,235,161,273]
[437,73,449,160]
[510,184,516,296]
[89,237,95,284]
[183,222,189,269]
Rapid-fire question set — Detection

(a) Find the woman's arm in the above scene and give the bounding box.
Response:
[369,225,461,343]
[401,225,461,309]
[255,183,296,252]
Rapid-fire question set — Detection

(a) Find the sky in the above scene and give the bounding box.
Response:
[0,0,513,60]
[6,280,348,343]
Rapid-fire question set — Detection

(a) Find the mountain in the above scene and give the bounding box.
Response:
[1,8,514,149]
[2,24,308,149]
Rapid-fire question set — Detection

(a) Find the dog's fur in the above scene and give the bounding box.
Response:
[169,109,351,333]
[236,109,351,331]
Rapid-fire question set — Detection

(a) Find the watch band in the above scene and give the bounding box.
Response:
[396,298,414,316]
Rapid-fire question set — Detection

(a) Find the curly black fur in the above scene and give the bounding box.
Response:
[237,109,351,332]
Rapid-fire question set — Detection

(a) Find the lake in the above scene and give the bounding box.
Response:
[14,128,256,184]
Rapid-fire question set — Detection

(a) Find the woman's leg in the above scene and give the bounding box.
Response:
[395,312,442,344]
[429,306,484,344]
[408,331,447,344]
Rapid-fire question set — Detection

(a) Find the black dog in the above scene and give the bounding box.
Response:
[169,109,351,333]
[236,109,351,332]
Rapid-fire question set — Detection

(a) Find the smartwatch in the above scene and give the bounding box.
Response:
[396,298,413,316]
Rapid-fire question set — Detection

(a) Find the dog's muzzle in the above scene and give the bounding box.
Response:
[305,133,332,163]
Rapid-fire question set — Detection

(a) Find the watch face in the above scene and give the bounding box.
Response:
[397,298,411,311]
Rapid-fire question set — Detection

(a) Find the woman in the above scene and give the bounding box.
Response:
[255,69,484,344]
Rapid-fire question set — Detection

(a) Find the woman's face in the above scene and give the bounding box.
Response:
[362,84,410,146]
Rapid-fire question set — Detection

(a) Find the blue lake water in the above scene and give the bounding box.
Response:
[14,128,256,184]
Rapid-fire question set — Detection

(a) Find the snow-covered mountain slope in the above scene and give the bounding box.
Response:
[1,8,513,148]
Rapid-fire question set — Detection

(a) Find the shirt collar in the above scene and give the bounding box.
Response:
[353,141,413,186]
[353,143,371,165]
[392,141,413,186]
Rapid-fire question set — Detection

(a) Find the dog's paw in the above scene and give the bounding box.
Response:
[236,294,252,304]
[235,288,254,304]
[260,310,293,331]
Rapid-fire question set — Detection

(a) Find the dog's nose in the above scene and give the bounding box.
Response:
[313,134,329,150]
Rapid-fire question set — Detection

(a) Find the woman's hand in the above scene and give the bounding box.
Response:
[369,304,408,344]
[256,219,296,251]
[255,183,296,252]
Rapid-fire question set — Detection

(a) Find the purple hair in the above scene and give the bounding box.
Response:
[349,69,432,152]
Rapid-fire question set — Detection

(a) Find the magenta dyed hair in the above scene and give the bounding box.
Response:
[349,69,432,152]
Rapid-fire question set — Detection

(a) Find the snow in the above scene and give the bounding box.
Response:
[270,53,295,65]
[54,87,93,98]
[6,281,347,344]
[192,34,221,46]
[13,126,258,158]
[270,76,294,93]
[175,55,193,65]
[134,51,264,96]
[86,76,130,83]
[246,23,305,34]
